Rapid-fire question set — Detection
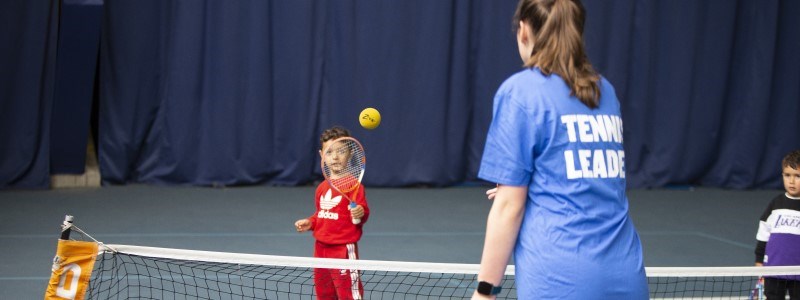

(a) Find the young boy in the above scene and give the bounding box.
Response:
[295,126,369,300]
[755,149,800,299]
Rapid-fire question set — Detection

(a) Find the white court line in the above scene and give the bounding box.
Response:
[639,231,752,250]
[691,232,752,249]
[0,231,485,239]
[1,230,745,246]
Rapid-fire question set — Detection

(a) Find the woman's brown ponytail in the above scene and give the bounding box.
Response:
[514,0,601,108]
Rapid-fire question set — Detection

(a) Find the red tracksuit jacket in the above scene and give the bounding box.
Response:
[308,180,369,245]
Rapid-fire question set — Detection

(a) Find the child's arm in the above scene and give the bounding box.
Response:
[352,186,369,223]
[754,199,774,264]
[299,186,322,232]
[755,241,766,264]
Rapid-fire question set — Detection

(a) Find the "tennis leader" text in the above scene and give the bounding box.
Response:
[561,114,625,179]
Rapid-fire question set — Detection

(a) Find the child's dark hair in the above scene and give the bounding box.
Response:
[782,150,800,170]
[319,126,351,149]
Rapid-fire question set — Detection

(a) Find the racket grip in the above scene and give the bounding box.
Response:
[349,202,362,225]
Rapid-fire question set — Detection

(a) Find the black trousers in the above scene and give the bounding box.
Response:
[765,277,800,300]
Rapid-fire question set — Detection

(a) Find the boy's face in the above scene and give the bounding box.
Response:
[320,140,352,176]
[783,166,800,197]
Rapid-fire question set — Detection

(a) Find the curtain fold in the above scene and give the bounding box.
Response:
[2,0,798,189]
[584,0,800,189]
[97,0,520,187]
[0,0,59,188]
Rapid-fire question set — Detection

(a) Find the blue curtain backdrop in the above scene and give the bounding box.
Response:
[583,1,800,188]
[2,0,799,189]
[96,0,519,187]
[50,0,103,174]
[0,0,59,188]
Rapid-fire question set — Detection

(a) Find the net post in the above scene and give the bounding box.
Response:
[60,215,74,240]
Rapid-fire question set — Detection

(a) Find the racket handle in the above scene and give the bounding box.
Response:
[349,202,362,225]
[757,277,764,300]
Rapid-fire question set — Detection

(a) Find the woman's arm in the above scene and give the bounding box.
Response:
[472,185,527,299]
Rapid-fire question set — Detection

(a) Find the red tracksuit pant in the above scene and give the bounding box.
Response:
[313,241,364,300]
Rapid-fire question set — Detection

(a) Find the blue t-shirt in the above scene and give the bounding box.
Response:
[479,68,648,299]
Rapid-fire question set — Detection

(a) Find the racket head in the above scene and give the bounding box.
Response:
[320,137,366,195]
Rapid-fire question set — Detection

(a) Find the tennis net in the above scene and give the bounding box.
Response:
[83,244,800,299]
[88,244,512,299]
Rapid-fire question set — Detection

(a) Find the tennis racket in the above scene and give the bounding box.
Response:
[749,276,764,300]
[321,137,366,225]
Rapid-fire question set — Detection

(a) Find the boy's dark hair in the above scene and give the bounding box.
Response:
[783,150,800,170]
[319,126,351,149]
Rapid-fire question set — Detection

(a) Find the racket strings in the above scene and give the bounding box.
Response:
[322,138,365,194]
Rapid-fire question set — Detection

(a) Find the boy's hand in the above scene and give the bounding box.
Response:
[350,205,365,219]
[295,219,311,232]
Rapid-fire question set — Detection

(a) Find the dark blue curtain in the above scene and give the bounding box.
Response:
[50,1,103,174]
[0,0,59,188]
[583,1,800,188]
[97,0,521,187]
[2,0,799,189]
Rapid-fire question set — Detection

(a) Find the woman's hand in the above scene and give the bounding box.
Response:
[486,186,498,200]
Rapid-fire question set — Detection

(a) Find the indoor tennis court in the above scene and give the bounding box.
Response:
[0,185,786,298]
[2,0,799,299]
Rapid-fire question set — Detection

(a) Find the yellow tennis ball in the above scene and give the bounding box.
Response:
[359,108,381,130]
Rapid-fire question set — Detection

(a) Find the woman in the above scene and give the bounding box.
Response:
[472,0,648,299]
